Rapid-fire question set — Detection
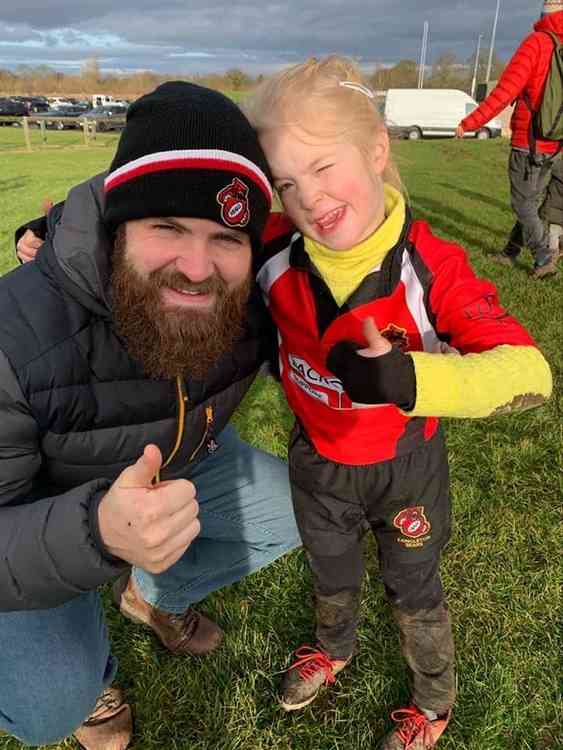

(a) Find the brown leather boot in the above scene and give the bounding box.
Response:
[112,573,223,656]
[531,250,561,279]
[73,686,132,750]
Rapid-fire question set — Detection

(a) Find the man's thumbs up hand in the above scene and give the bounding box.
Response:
[119,444,162,489]
[326,317,416,409]
[97,445,201,573]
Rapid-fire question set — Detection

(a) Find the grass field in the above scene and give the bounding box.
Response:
[0,132,561,750]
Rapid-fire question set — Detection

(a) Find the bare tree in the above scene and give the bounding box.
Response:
[371,59,419,90]
[465,48,504,86]
[81,57,101,90]
[224,69,251,92]
[428,52,464,88]
[0,65,258,99]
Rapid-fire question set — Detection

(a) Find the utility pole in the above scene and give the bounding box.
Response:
[486,0,501,85]
[471,33,483,98]
[418,21,429,89]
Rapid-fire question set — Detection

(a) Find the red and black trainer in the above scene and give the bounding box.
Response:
[377,705,451,749]
[279,645,352,711]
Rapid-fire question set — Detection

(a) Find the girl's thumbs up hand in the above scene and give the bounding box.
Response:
[357,317,392,358]
[326,318,415,409]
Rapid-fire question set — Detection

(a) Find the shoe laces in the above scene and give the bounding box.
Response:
[169,608,199,644]
[288,646,338,685]
[390,706,432,749]
[84,688,124,726]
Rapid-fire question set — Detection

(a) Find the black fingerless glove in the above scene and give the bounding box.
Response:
[326,341,416,410]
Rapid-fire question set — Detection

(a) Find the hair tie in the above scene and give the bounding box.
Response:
[338,81,375,99]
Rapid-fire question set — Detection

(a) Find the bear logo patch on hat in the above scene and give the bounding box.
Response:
[217,178,250,227]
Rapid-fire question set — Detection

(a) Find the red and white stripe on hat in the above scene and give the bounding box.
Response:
[104,148,273,204]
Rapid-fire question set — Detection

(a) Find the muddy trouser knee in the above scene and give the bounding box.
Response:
[0,591,117,746]
[391,600,455,715]
[509,148,555,266]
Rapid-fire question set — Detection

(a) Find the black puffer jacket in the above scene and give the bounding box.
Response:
[0,174,269,611]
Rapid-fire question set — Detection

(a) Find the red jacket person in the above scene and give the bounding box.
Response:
[457,1,563,277]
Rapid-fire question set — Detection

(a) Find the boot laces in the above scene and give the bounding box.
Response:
[169,608,199,644]
[84,688,124,726]
[390,707,432,749]
[288,646,337,685]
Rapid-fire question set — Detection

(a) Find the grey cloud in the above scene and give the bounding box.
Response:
[0,0,545,75]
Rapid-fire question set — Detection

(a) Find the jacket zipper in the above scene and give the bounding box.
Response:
[154,376,187,484]
[154,376,215,482]
[188,405,214,462]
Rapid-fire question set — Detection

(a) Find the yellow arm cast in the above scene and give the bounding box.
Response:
[407,345,552,418]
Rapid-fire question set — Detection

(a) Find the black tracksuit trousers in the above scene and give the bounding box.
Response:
[289,424,456,714]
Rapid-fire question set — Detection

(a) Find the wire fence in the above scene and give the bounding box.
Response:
[0,116,125,151]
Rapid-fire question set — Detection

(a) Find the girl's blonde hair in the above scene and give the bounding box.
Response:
[244,55,402,192]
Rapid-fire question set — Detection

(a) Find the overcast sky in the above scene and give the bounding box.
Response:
[0,1,546,77]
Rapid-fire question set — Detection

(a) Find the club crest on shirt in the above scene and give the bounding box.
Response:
[393,506,432,548]
[380,323,409,351]
[217,178,250,227]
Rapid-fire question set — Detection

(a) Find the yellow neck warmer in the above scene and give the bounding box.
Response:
[304,184,406,306]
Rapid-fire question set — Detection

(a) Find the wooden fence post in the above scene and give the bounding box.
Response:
[22,117,32,152]
[82,119,89,146]
[39,119,47,144]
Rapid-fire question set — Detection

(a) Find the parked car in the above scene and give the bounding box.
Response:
[80,105,127,131]
[27,98,50,113]
[35,106,85,130]
[47,97,73,109]
[383,88,502,140]
[12,96,50,113]
[66,99,93,112]
[0,98,28,124]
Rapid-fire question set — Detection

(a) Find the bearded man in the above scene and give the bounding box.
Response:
[0,82,300,750]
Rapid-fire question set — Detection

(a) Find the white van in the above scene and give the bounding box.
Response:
[384,88,502,140]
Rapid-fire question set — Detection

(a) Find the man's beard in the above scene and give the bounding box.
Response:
[110,234,251,380]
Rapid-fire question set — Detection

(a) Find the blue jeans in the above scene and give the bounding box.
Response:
[0,426,299,745]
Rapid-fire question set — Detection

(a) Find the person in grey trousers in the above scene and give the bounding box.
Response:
[456,0,563,278]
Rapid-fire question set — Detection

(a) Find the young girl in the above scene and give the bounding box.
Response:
[244,57,552,749]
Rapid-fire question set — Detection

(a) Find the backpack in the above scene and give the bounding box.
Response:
[528,31,563,143]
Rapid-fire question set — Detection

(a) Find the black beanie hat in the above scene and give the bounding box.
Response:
[103,81,272,250]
